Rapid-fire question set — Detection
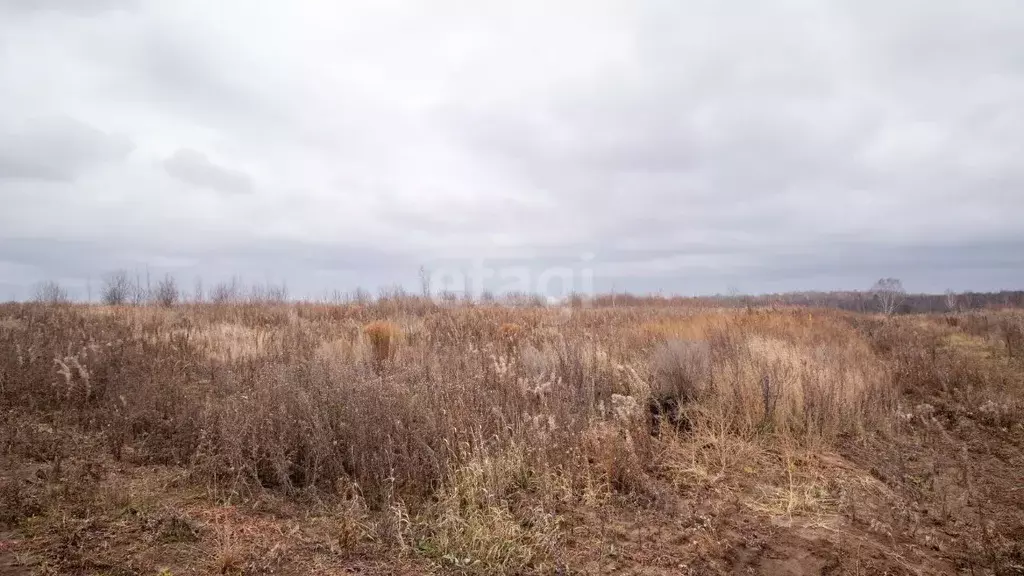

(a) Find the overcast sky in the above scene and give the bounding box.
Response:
[2,0,1023,300]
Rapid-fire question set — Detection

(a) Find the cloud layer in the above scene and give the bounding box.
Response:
[1,0,1023,300]
[163,148,253,195]
[0,116,133,181]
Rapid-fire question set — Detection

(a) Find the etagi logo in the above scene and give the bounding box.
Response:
[426,253,596,304]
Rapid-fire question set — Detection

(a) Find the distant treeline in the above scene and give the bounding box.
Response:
[589,290,1024,313]
[24,271,1024,314]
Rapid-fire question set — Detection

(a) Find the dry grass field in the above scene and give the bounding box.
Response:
[1,300,1022,574]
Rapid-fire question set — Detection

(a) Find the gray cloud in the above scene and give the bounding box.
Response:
[0,0,136,16]
[1,1,1023,299]
[0,116,133,181]
[163,148,254,195]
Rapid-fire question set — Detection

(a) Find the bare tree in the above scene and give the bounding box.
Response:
[210,276,242,304]
[351,287,372,305]
[945,289,959,313]
[438,289,458,305]
[871,277,905,315]
[193,277,205,304]
[249,281,288,304]
[419,265,432,299]
[101,270,133,305]
[130,271,147,305]
[153,274,179,307]
[33,280,70,304]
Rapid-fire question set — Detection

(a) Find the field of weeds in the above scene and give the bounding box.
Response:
[1,301,1022,574]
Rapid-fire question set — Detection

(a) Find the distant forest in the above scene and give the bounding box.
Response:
[589,290,1024,314]
[24,273,1024,314]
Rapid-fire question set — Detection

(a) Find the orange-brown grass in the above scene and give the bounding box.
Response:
[498,322,524,354]
[636,311,728,342]
[363,320,401,372]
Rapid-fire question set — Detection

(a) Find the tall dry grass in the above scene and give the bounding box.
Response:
[0,300,913,573]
